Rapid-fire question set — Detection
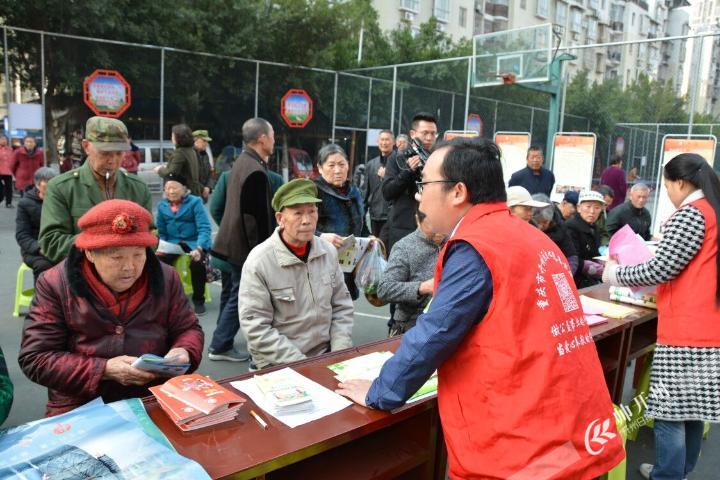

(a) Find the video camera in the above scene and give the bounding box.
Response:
[397,137,430,171]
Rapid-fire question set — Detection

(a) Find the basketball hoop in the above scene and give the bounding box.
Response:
[500,73,516,85]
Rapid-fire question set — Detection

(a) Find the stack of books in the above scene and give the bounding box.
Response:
[608,286,657,309]
[254,370,314,415]
[150,374,245,431]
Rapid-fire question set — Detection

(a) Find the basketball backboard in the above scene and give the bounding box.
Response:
[473,24,554,87]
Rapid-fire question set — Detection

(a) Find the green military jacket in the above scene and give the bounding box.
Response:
[39,162,153,263]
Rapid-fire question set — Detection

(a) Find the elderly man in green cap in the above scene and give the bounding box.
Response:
[238,178,354,369]
[193,129,213,202]
[39,116,153,263]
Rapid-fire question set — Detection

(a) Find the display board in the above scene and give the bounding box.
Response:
[494,132,531,185]
[653,135,717,236]
[551,133,596,203]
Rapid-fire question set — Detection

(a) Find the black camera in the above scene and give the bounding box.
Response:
[397,137,430,170]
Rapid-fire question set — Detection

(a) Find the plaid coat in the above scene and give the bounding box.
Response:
[19,247,204,417]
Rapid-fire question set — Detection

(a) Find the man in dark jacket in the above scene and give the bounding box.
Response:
[209,118,274,362]
[16,167,56,283]
[565,190,606,288]
[365,130,393,243]
[607,183,652,240]
[508,145,555,196]
[382,113,437,252]
[193,129,213,202]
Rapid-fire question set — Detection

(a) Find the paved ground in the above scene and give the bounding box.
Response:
[0,193,717,478]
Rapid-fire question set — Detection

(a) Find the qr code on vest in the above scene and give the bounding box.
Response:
[552,273,579,313]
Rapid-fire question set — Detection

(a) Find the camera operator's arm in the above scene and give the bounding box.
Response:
[382,152,419,202]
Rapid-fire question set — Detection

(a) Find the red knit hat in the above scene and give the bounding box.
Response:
[75,200,158,250]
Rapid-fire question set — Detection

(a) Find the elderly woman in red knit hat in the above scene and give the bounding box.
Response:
[19,199,204,417]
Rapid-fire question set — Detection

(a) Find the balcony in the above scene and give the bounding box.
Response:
[629,0,649,10]
[611,21,624,31]
[608,51,622,64]
[485,3,509,19]
[400,0,419,13]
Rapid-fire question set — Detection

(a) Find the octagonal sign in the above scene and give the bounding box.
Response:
[281,89,313,128]
[83,69,132,118]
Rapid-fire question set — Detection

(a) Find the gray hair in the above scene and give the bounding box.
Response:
[34,167,57,185]
[379,129,394,138]
[532,193,555,223]
[317,143,348,166]
[396,134,409,143]
[241,117,272,144]
[631,183,650,193]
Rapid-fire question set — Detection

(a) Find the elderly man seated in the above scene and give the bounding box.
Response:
[607,183,653,240]
[565,190,606,288]
[239,178,354,369]
[19,200,204,417]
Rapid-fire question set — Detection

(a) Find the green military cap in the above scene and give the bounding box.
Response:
[85,116,130,152]
[192,129,212,141]
[272,178,322,212]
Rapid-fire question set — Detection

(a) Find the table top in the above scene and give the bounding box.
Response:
[582,284,658,339]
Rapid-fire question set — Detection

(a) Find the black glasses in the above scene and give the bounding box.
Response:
[415,180,456,194]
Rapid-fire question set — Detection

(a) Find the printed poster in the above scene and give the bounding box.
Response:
[495,132,531,185]
[653,136,716,236]
[551,133,596,203]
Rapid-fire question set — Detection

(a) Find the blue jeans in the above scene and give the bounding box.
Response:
[209,265,241,353]
[651,419,704,480]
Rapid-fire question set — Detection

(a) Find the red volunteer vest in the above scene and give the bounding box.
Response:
[434,203,624,479]
[657,198,720,347]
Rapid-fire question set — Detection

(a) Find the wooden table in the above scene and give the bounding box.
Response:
[144,284,656,479]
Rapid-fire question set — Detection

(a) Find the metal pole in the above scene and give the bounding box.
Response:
[364,78,372,162]
[390,66,397,133]
[331,72,338,143]
[254,62,259,117]
[493,100,498,135]
[529,108,535,138]
[652,124,660,179]
[4,27,11,137]
[463,57,471,130]
[40,32,47,165]
[558,64,568,133]
[687,37,703,137]
[398,87,404,133]
[450,93,455,130]
[159,48,165,161]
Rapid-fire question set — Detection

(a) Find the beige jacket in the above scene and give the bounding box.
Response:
[239,229,354,368]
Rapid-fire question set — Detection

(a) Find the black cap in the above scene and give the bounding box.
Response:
[165,173,188,188]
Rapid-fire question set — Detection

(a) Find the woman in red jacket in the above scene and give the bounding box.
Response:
[604,153,720,480]
[19,199,204,417]
[11,136,44,195]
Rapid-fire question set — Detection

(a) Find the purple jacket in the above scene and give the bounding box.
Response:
[600,166,626,210]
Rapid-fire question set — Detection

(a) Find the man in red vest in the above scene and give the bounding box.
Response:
[337,138,625,479]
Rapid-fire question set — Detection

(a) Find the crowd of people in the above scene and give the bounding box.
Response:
[0,110,718,480]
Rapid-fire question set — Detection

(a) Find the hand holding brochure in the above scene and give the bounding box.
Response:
[132,353,190,376]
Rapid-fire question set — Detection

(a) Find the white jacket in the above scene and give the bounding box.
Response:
[239,228,354,368]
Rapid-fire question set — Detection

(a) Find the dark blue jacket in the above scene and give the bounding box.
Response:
[156,194,212,251]
[315,177,364,237]
[508,166,555,196]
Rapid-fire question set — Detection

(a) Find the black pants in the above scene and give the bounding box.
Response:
[159,253,206,304]
[370,219,389,247]
[24,255,54,285]
[0,175,12,206]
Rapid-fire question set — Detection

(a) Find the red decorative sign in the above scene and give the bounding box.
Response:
[83,69,132,118]
[281,89,313,128]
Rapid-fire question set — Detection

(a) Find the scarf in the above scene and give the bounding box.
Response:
[81,258,149,320]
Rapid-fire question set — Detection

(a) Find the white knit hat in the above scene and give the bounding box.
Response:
[578,190,606,205]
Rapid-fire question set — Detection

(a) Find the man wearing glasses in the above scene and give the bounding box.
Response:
[338,138,624,479]
[382,112,438,252]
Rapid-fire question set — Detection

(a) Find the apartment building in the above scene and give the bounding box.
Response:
[372,0,477,41]
[686,0,720,116]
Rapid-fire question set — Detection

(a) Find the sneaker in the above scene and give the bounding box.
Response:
[208,348,249,362]
[193,302,206,315]
[5,204,13,208]
[639,464,653,479]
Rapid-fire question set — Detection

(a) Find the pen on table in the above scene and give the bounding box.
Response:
[250,409,268,429]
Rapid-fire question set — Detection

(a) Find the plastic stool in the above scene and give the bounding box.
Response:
[173,255,211,303]
[602,405,628,480]
[627,350,655,441]
[13,263,35,317]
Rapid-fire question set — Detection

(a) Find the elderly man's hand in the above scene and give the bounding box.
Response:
[320,233,344,248]
[103,356,158,386]
[335,379,373,407]
[165,347,190,365]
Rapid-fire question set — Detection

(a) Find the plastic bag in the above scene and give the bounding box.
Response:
[354,240,388,306]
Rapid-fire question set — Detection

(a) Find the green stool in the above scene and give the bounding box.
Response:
[602,405,627,480]
[173,255,211,303]
[13,263,35,317]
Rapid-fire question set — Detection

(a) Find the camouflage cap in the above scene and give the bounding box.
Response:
[85,116,130,152]
[192,129,212,141]
[272,178,322,212]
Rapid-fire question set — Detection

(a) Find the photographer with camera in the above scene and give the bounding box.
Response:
[382,112,437,252]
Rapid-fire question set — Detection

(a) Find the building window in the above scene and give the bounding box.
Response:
[556,2,568,26]
[587,19,597,40]
[401,0,420,12]
[537,0,549,18]
[631,12,635,26]
[521,0,527,9]
[434,0,450,22]
[571,10,582,32]
[459,6,467,27]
